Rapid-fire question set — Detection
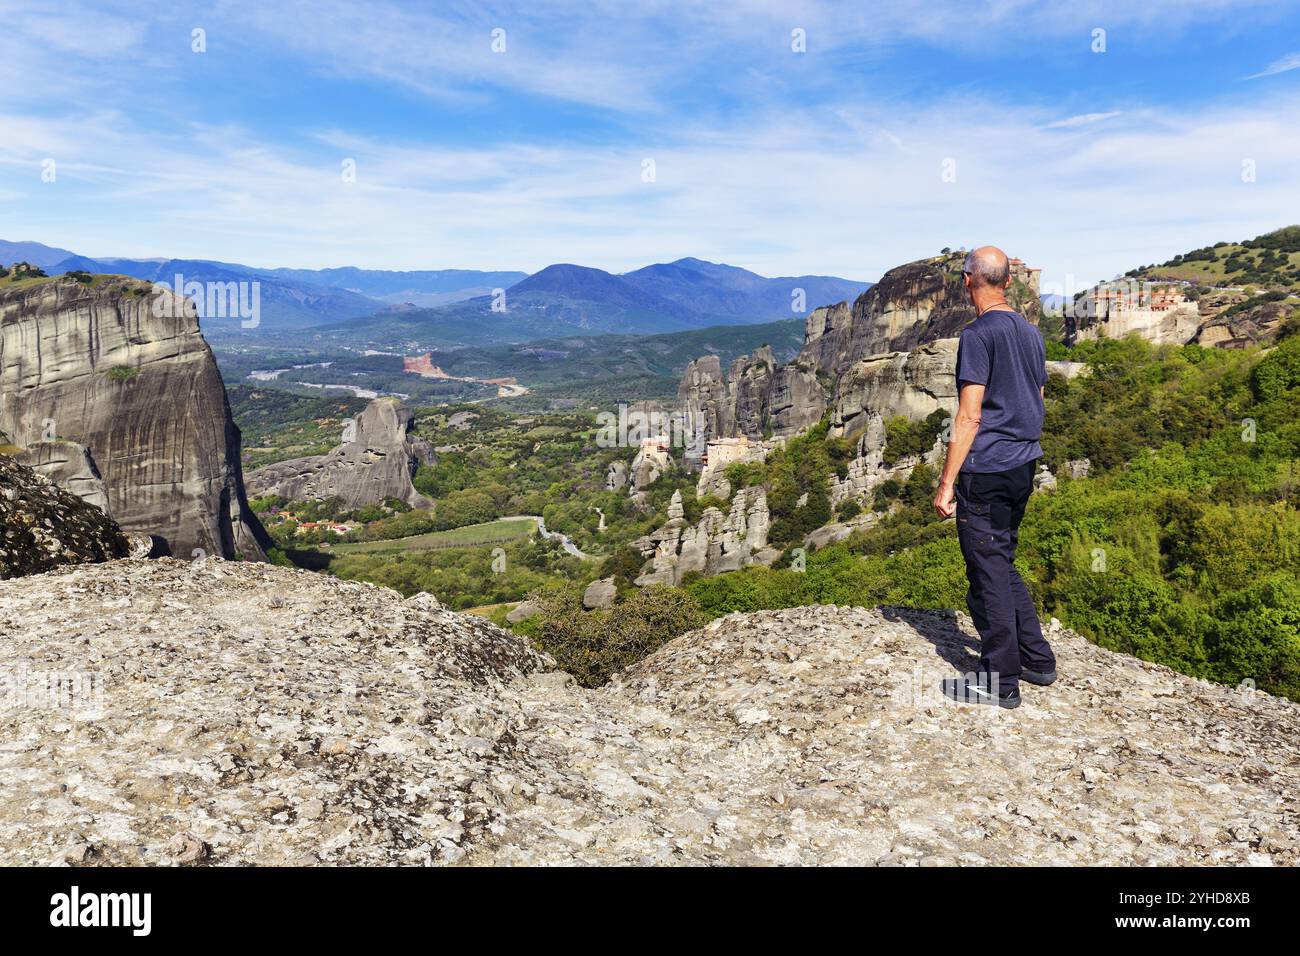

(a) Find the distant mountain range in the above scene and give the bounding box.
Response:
[312,258,871,347]
[47,255,383,330]
[1,239,870,341]
[0,240,523,329]
[0,240,79,270]
[249,266,529,308]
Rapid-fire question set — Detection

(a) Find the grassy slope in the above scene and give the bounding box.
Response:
[1132,225,1300,290]
[330,518,535,553]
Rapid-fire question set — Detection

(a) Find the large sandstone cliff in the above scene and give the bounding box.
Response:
[1,559,1295,865]
[830,338,959,438]
[676,252,1039,461]
[677,348,823,468]
[0,276,268,560]
[246,398,436,509]
[801,252,1042,378]
[11,439,112,515]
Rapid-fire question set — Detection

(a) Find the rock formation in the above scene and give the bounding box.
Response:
[674,252,1039,468]
[582,576,617,609]
[801,252,1042,378]
[633,488,777,585]
[247,398,435,509]
[695,434,768,500]
[1045,359,1090,380]
[767,362,825,436]
[0,275,268,560]
[0,454,127,578]
[605,460,629,492]
[829,338,959,439]
[1032,462,1058,493]
[2,559,1296,865]
[628,440,673,496]
[1195,296,1292,348]
[676,355,731,468]
[1062,458,1091,480]
[11,440,112,516]
[825,412,945,512]
[728,346,777,435]
[1063,280,1295,350]
[677,348,824,469]
[1066,297,1200,346]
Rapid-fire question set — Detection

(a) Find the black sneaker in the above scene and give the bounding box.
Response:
[1021,667,1057,686]
[941,677,1021,709]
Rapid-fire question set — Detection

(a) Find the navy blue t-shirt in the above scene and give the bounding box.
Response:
[954,309,1045,474]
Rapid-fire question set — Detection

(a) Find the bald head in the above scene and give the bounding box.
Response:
[963,245,1010,289]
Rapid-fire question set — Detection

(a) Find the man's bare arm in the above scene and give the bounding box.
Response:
[932,383,985,518]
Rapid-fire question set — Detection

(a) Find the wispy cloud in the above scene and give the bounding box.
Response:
[204,0,1298,114]
[1045,111,1123,129]
[1247,52,1300,79]
[4,91,1297,287]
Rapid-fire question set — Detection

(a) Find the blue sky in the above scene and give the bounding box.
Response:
[3,0,1300,289]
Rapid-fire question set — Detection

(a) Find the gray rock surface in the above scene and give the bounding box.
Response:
[1033,462,1058,493]
[803,511,881,550]
[1195,298,1289,348]
[633,488,774,586]
[801,252,1042,378]
[1045,359,1090,380]
[582,576,618,609]
[677,349,824,467]
[0,276,268,560]
[728,346,776,438]
[0,454,127,578]
[247,398,435,509]
[768,363,825,437]
[1,561,1295,866]
[12,440,112,516]
[605,460,629,492]
[1063,458,1091,480]
[677,355,732,469]
[506,599,542,624]
[830,339,959,439]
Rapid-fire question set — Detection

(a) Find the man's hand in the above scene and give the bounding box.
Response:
[933,480,956,519]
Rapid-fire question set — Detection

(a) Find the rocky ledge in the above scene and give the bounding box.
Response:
[0,455,127,579]
[1,560,1295,866]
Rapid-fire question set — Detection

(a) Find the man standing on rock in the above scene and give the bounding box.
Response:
[932,246,1057,709]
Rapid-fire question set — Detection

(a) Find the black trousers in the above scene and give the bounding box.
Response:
[955,460,1055,693]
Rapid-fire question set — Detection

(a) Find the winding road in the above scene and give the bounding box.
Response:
[507,515,590,560]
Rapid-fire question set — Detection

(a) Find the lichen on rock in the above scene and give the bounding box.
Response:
[0,455,127,579]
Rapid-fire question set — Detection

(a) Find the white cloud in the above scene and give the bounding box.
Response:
[1045,111,1123,129]
[1247,52,1300,79]
[3,91,1297,289]
[197,0,1297,114]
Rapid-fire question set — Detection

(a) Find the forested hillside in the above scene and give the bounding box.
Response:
[688,335,1300,699]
